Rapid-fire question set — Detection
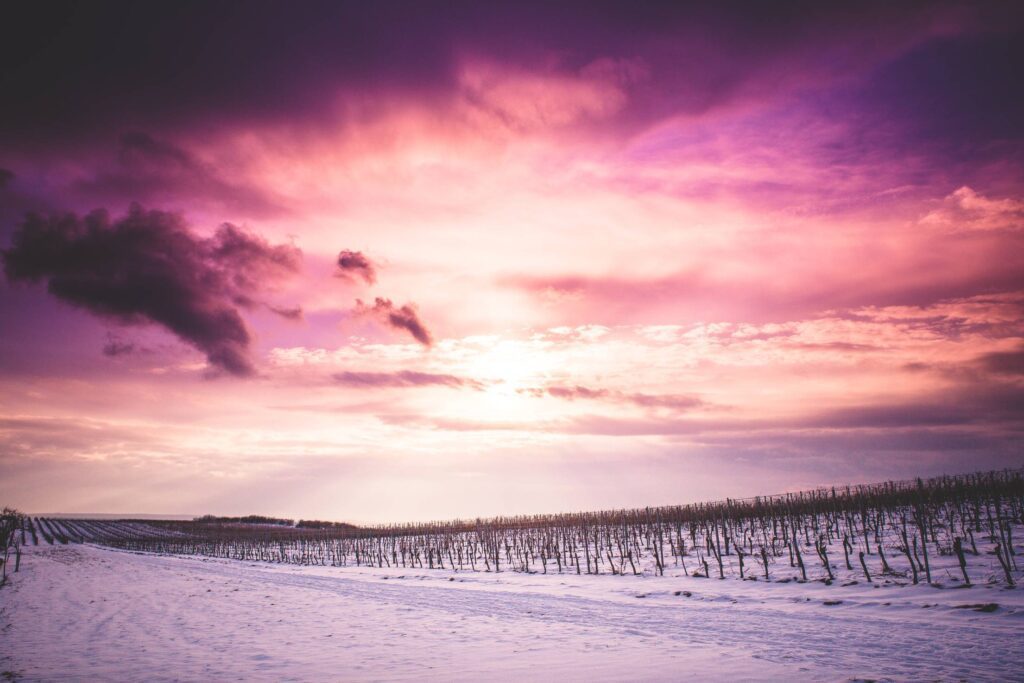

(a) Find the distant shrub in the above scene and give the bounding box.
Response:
[296,520,359,530]
[194,515,295,526]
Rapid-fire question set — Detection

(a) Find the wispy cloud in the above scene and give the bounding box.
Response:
[524,384,704,411]
[332,370,484,390]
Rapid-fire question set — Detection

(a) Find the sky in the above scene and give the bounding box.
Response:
[1,1,1023,522]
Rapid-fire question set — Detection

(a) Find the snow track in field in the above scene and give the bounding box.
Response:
[2,544,1022,682]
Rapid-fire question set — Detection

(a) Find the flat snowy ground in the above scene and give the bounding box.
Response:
[2,544,1023,682]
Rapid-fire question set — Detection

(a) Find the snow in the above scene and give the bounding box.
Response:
[2,542,1023,682]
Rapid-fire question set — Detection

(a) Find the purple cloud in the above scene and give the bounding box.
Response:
[267,305,304,321]
[101,337,138,357]
[4,2,1009,151]
[977,346,1024,376]
[2,204,301,376]
[332,370,483,389]
[74,132,288,217]
[336,249,377,284]
[532,384,704,411]
[356,297,433,347]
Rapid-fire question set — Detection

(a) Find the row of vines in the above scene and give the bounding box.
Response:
[83,469,1023,587]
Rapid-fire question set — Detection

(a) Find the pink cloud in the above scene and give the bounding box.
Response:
[355,297,433,347]
[456,58,640,130]
[336,249,377,284]
[525,384,705,412]
[920,186,1024,232]
[332,370,484,390]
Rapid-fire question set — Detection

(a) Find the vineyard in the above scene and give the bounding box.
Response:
[10,469,1022,588]
[6,517,189,548]
[4,469,1024,682]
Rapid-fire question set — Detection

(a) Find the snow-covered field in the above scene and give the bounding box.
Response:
[2,543,1023,682]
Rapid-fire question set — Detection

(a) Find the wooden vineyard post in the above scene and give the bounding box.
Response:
[858,551,872,583]
[953,537,970,586]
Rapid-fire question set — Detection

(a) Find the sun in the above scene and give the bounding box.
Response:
[428,337,561,422]
[462,338,559,388]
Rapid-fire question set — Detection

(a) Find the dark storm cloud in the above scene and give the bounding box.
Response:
[356,297,433,347]
[2,1,1017,149]
[74,132,287,217]
[332,370,483,389]
[0,1,457,147]
[2,204,301,376]
[336,250,377,284]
